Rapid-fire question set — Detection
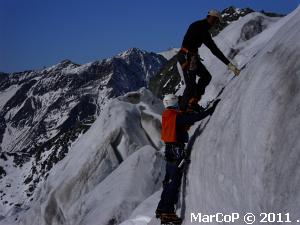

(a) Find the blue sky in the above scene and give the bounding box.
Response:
[0,0,299,72]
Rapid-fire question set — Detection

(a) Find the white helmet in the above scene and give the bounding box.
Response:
[208,9,223,22]
[163,94,178,108]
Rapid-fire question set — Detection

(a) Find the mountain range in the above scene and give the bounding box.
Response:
[0,48,166,214]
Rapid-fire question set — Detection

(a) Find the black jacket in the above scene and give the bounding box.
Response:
[182,19,230,65]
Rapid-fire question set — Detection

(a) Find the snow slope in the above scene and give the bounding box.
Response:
[185,5,300,225]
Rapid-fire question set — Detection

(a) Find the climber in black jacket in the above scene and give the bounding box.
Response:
[177,9,240,111]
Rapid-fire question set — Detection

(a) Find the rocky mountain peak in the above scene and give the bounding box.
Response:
[209,6,284,36]
[121,47,146,56]
[59,59,78,67]
[221,6,255,23]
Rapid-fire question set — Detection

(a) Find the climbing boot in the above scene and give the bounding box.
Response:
[160,212,182,224]
[155,208,164,218]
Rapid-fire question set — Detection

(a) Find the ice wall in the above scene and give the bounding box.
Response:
[185,6,300,225]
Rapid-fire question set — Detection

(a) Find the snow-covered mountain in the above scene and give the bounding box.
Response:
[0,48,166,216]
[1,4,300,225]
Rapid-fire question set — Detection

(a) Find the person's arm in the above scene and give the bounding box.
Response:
[203,33,230,65]
[177,110,211,126]
[177,100,220,126]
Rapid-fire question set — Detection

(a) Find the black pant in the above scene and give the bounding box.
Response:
[177,50,212,111]
[157,144,185,213]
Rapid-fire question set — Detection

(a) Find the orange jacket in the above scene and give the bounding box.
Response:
[161,107,212,143]
[161,109,181,143]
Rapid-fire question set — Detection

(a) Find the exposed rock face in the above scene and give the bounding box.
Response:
[210,6,255,37]
[239,16,267,42]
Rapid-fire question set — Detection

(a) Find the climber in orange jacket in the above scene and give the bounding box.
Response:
[156,94,218,224]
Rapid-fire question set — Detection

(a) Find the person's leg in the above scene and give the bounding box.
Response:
[156,145,172,213]
[157,161,183,213]
[168,164,184,207]
[180,55,205,111]
[195,61,212,98]
[181,71,196,111]
[177,51,196,111]
[162,172,170,189]
[158,144,185,213]
[157,161,176,213]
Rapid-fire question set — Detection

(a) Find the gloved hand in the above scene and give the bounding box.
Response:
[207,99,221,115]
[228,63,240,76]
